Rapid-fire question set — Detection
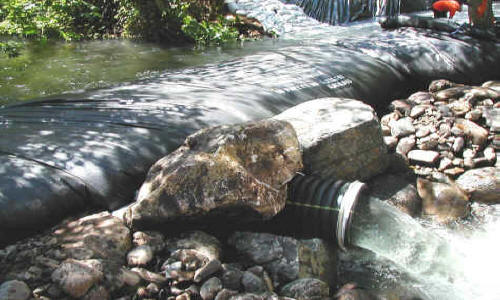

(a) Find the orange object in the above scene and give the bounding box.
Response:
[477,0,488,18]
[432,0,462,18]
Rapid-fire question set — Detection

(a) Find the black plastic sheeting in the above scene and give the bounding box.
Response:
[1,22,499,244]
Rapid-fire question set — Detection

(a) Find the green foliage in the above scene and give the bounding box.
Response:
[0,0,243,46]
[181,15,239,45]
[0,0,105,41]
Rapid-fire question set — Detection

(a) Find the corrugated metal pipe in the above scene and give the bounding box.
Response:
[284,173,367,251]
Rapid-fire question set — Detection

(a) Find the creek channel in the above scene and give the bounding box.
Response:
[1,1,499,298]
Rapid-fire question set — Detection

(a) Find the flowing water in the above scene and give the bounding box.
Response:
[283,0,401,24]
[0,38,294,105]
[349,197,500,300]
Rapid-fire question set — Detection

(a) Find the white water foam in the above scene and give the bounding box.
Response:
[350,198,500,300]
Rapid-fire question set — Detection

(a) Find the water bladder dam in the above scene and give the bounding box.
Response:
[0,2,499,244]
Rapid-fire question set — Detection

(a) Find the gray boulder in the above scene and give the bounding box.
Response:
[274,98,388,181]
[125,119,302,227]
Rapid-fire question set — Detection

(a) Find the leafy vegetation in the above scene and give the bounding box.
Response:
[0,0,251,56]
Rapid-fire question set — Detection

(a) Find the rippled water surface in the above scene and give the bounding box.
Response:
[0,38,294,105]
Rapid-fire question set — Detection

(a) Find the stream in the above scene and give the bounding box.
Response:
[1,1,499,298]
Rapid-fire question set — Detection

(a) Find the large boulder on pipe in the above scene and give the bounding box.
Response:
[125,119,302,228]
[273,98,389,181]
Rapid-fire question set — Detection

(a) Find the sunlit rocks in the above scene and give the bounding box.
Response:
[456,167,500,203]
[125,119,302,228]
[380,80,497,179]
[408,150,440,165]
[417,178,469,223]
[274,98,388,181]
[53,212,132,262]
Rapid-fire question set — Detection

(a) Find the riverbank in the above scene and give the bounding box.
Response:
[1,79,498,300]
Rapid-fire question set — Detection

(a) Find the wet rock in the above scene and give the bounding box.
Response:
[130,268,167,285]
[396,136,415,157]
[228,232,336,288]
[369,174,421,217]
[51,259,104,298]
[53,211,131,262]
[200,277,223,300]
[214,289,238,300]
[194,259,222,283]
[274,98,388,181]
[408,150,439,165]
[390,117,416,138]
[0,280,31,300]
[456,167,500,203]
[126,119,301,227]
[127,245,154,267]
[221,264,243,291]
[455,119,489,146]
[417,178,469,222]
[167,231,221,262]
[132,231,165,253]
[241,271,267,294]
[280,278,329,300]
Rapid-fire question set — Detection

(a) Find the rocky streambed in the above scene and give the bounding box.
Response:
[0,79,499,300]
